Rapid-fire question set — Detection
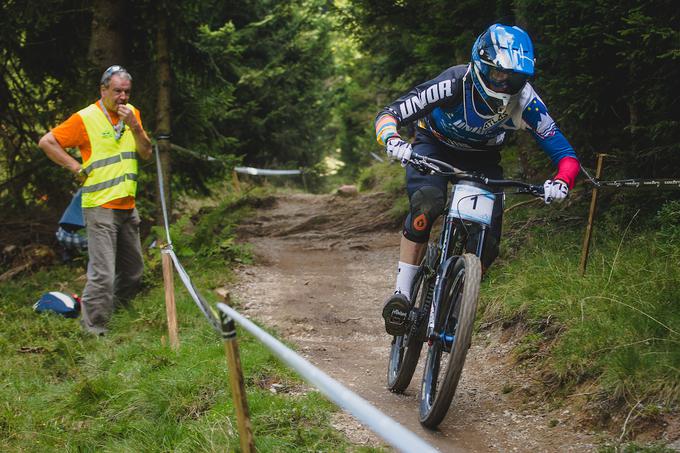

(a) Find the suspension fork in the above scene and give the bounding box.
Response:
[427,215,463,338]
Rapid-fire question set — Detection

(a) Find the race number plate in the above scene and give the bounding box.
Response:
[448,184,496,226]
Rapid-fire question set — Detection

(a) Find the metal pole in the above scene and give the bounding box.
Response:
[220,311,255,452]
[161,247,180,350]
[579,153,606,276]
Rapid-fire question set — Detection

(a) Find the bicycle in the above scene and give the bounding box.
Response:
[386,151,545,428]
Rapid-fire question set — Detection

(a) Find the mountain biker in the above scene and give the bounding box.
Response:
[376,24,580,336]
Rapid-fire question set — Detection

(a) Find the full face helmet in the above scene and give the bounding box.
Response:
[470,24,535,113]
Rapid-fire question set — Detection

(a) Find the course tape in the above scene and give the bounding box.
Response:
[580,165,680,189]
[595,179,680,188]
[154,144,172,246]
[165,248,222,335]
[234,166,302,176]
[216,303,438,453]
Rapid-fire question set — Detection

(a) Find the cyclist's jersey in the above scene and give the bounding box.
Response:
[375,64,578,173]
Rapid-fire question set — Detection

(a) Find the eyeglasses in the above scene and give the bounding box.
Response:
[100,65,128,85]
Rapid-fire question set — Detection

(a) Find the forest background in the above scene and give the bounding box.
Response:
[2,0,679,216]
[1,0,680,449]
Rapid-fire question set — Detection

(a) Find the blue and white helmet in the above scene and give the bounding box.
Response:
[471,24,535,112]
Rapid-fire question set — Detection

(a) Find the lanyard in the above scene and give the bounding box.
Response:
[99,100,125,140]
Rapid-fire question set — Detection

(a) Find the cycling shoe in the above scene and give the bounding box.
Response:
[382,292,412,336]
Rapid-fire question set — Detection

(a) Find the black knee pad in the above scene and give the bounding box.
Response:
[403,186,445,242]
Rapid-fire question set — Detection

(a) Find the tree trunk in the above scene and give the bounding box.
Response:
[155,12,172,230]
[88,0,125,68]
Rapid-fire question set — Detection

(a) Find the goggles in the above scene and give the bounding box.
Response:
[483,67,529,94]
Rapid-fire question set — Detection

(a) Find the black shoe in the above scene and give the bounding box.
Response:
[382,292,412,336]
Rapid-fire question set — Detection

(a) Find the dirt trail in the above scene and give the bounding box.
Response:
[229,191,602,452]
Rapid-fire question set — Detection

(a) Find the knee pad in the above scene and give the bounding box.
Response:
[403,186,445,242]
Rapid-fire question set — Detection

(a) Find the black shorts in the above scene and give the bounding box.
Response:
[404,129,504,268]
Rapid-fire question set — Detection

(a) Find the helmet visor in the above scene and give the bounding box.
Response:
[485,67,529,94]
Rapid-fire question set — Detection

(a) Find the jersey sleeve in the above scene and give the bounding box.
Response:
[375,66,461,145]
[522,96,580,187]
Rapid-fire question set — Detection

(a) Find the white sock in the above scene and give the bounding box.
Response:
[395,261,419,300]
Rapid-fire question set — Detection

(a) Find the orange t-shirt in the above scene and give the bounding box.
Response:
[52,102,144,210]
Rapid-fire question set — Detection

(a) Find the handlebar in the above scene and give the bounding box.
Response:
[407,152,545,198]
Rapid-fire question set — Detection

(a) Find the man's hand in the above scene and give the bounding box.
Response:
[543,179,569,204]
[116,104,138,128]
[117,104,152,160]
[385,137,412,164]
[74,167,87,184]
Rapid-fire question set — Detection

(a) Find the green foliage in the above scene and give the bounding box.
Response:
[356,160,404,194]
[0,189,366,452]
[480,202,680,414]
[231,1,334,168]
[517,0,680,177]
[654,200,680,256]
[357,160,408,220]
[0,0,91,210]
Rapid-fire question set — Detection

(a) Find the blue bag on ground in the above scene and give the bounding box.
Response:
[33,292,81,318]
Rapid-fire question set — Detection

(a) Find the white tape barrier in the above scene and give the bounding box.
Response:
[216,303,438,453]
[165,249,222,334]
[370,151,385,163]
[234,166,302,176]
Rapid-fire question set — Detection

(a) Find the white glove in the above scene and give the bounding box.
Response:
[385,137,412,164]
[543,179,569,204]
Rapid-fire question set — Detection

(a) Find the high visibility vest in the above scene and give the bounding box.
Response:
[79,103,139,208]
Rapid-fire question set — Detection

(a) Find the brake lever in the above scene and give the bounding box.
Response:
[408,159,435,175]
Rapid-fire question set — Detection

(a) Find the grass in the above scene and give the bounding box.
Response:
[479,196,680,443]
[0,188,383,452]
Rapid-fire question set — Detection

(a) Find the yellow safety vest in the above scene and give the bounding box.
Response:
[79,102,139,208]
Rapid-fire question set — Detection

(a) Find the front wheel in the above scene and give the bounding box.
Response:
[419,253,481,428]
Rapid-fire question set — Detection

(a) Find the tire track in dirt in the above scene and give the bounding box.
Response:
[228,192,601,452]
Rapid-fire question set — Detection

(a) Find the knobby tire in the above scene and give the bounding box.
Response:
[419,253,481,428]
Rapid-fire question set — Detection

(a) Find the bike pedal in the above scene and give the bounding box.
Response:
[382,293,412,336]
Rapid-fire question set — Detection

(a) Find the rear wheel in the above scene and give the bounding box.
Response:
[387,249,435,393]
[419,253,481,428]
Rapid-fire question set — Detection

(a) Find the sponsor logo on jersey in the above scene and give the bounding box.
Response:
[451,115,507,136]
[482,112,509,130]
[399,79,454,119]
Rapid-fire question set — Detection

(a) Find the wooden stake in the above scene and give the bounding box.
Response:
[161,250,180,350]
[221,311,255,452]
[579,154,606,276]
[232,170,241,192]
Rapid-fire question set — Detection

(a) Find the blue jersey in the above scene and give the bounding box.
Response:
[377,64,576,165]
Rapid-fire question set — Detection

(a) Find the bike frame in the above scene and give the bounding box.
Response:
[426,182,491,339]
[387,151,545,427]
